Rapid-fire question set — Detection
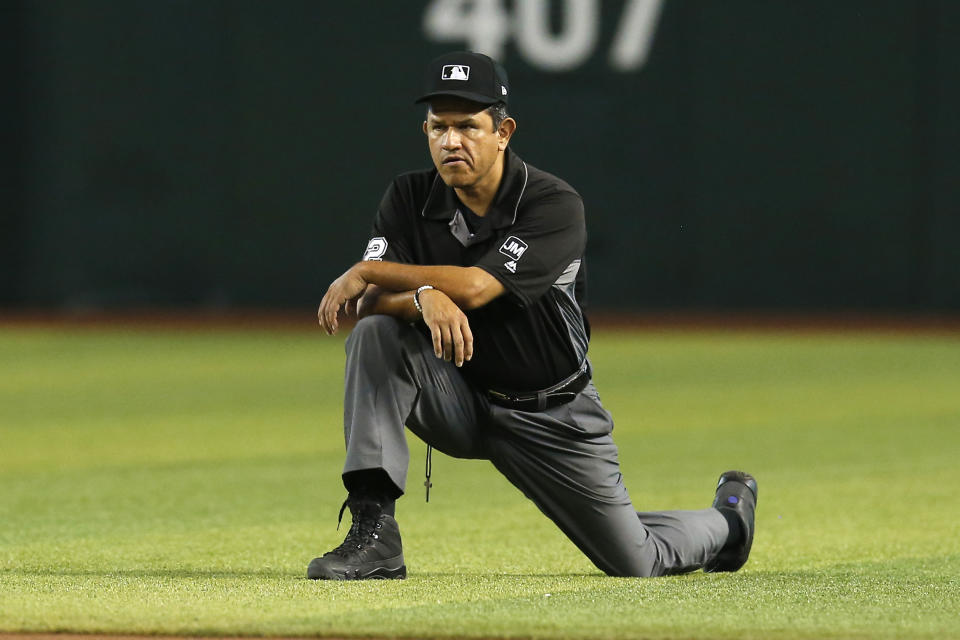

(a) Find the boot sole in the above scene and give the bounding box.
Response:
[346,564,406,580]
[307,554,406,580]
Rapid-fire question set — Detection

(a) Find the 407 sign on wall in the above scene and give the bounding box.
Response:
[423,0,664,72]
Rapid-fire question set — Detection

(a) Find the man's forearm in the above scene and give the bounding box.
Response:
[357,286,419,322]
[354,261,503,310]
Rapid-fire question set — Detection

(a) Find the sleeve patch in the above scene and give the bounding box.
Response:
[499,236,528,274]
[499,236,528,261]
[362,237,388,261]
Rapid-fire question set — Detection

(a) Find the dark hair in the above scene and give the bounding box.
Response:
[486,102,509,131]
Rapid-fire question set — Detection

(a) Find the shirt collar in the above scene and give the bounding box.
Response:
[420,148,529,231]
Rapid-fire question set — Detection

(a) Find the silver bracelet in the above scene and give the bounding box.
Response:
[413,285,435,314]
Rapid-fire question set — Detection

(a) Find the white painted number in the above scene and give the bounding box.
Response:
[422,0,664,73]
[423,0,512,61]
[515,0,598,72]
[610,0,664,71]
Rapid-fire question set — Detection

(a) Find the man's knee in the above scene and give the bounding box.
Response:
[345,315,405,354]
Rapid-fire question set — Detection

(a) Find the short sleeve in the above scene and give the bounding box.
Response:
[362,181,415,264]
[474,192,585,307]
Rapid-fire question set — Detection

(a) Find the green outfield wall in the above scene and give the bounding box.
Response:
[3,0,958,310]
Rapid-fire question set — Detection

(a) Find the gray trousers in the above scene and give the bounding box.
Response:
[341,315,729,577]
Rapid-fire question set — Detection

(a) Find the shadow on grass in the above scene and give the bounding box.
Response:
[9,554,955,583]
[4,567,629,581]
[409,572,607,579]
[1,567,293,579]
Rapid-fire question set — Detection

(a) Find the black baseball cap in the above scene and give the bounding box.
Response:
[415,51,509,106]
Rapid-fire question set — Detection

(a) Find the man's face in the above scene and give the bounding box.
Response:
[423,98,507,189]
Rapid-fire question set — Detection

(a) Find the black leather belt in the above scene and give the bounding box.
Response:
[486,361,591,411]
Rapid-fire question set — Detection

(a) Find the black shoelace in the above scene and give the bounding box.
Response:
[331,499,381,557]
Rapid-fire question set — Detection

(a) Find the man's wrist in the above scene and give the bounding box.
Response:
[413,285,435,314]
[354,260,373,282]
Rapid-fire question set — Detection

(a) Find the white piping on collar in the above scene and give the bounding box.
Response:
[420,160,528,223]
[511,161,529,225]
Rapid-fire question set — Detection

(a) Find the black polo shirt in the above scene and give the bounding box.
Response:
[362,149,589,392]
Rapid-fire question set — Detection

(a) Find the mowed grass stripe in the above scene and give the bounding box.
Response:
[1,327,958,639]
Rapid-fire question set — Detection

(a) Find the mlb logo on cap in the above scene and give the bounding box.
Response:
[417,51,510,106]
[441,65,470,81]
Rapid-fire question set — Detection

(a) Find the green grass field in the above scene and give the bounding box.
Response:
[1,324,958,639]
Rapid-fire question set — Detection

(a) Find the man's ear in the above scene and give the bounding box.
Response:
[498,117,517,150]
[422,120,429,135]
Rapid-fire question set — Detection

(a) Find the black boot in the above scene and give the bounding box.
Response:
[704,470,758,573]
[307,496,406,580]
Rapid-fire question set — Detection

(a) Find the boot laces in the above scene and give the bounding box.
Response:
[329,498,382,557]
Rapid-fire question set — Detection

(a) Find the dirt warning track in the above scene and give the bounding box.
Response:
[2,309,959,334]
[0,636,357,640]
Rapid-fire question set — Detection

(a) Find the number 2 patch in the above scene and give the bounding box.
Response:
[362,237,388,261]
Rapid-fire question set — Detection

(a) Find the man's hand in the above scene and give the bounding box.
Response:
[318,266,367,335]
[420,288,473,367]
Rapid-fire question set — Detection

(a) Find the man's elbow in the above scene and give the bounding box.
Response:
[460,268,505,310]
